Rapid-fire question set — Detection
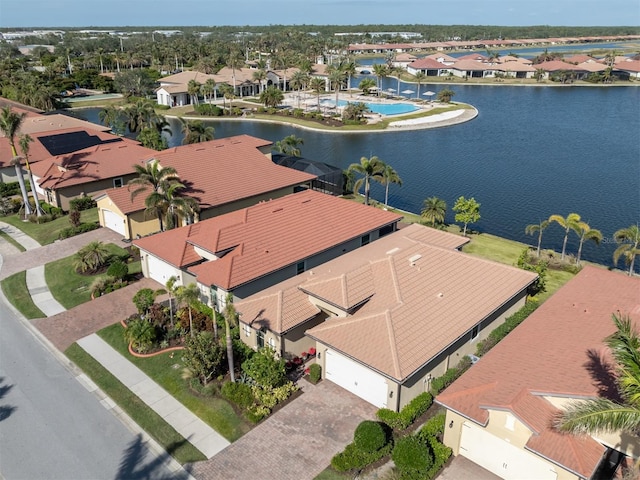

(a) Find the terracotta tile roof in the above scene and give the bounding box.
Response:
[134,190,402,290]
[451,59,495,71]
[615,60,640,73]
[564,54,596,64]
[424,53,457,63]
[408,58,447,70]
[235,223,536,380]
[31,139,153,190]
[102,135,315,214]
[18,114,111,135]
[534,60,586,71]
[436,266,640,478]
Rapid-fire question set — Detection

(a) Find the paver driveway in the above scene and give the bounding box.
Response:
[190,380,377,480]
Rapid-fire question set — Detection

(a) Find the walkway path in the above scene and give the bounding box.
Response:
[77,334,230,459]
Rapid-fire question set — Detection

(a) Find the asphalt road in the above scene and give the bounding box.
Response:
[0,284,189,479]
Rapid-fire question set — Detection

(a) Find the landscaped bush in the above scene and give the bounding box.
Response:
[74,240,111,273]
[27,213,54,224]
[106,260,128,281]
[417,413,446,440]
[182,331,225,386]
[133,288,157,315]
[39,202,63,217]
[221,381,254,409]
[392,436,433,478]
[377,392,433,430]
[429,357,472,395]
[331,441,393,472]
[195,104,222,116]
[292,108,304,118]
[251,382,298,409]
[425,436,452,478]
[69,196,96,211]
[475,300,539,357]
[124,317,156,353]
[246,405,270,424]
[58,222,99,239]
[354,420,389,453]
[308,363,321,384]
[0,181,20,197]
[241,347,287,388]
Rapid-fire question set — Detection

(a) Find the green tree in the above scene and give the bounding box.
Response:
[73,241,110,273]
[187,79,201,106]
[128,161,180,231]
[613,224,640,276]
[113,69,156,98]
[241,346,287,388]
[347,156,385,206]
[136,127,168,151]
[201,78,217,103]
[252,69,267,93]
[372,63,388,96]
[525,219,550,258]
[18,133,43,216]
[549,213,581,261]
[145,181,198,231]
[309,77,325,109]
[260,85,284,108]
[274,134,304,157]
[437,88,455,103]
[182,331,225,385]
[573,221,602,266]
[219,83,234,110]
[379,163,402,209]
[165,275,178,329]
[223,293,238,383]
[179,117,214,144]
[421,197,447,227]
[98,105,126,135]
[342,102,369,122]
[327,65,346,106]
[358,78,376,96]
[0,106,31,215]
[413,71,426,98]
[453,196,481,236]
[555,313,640,435]
[124,317,156,353]
[176,283,200,338]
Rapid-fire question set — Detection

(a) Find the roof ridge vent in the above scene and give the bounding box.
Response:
[408,254,422,266]
[386,247,400,255]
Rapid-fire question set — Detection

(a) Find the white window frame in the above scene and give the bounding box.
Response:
[243,324,251,337]
[113,177,124,188]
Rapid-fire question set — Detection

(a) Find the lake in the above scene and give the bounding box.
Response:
[68,84,640,272]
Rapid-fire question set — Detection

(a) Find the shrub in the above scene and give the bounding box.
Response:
[124,318,156,353]
[69,196,96,211]
[392,436,433,475]
[0,181,20,197]
[241,347,287,388]
[182,331,225,385]
[308,363,322,384]
[132,288,157,315]
[195,104,222,116]
[221,381,254,409]
[354,421,389,453]
[331,441,393,472]
[74,241,110,273]
[292,108,304,118]
[377,392,433,430]
[475,300,539,357]
[107,260,128,281]
[28,213,53,224]
[69,208,81,227]
[40,203,63,216]
[58,222,99,239]
[246,405,270,424]
[418,413,446,440]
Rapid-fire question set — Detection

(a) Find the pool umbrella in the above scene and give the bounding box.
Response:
[401,89,414,95]
[423,91,436,102]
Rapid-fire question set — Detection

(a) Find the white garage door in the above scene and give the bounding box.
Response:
[325,349,388,408]
[147,254,177,285]
[102,209,126,236]
[460,422,557,480]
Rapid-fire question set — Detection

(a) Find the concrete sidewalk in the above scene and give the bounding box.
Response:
[77,334,230,459]
[26,265,66,316]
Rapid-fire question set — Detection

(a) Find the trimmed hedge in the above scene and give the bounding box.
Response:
[377,392,433,430]
[58,222,99,239]
[331,441,393,472]
[475,300,539,357]
[221,381,254,409]
[429,356,472,396]
[69,196,96,211]
[195,104,223,116]
[309,363,321,384]
[354,421,388,453]
[418,413,446,440]
[392,436,433,474]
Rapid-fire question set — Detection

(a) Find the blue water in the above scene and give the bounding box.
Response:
[321,99,419,115]
[68,85,640,271]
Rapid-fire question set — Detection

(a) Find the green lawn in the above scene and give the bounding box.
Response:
[65,343,206,465]
[45,243,140,309]
[98,323,251,442]
[0,230,26,252]
[0,270,46,319]
[0,208,99,245]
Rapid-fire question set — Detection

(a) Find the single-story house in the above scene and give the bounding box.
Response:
[235,223,537,411]
[30,138,154,211]
[436,266,640,480]
[406,58,448,76]
[613,59,640,79]
[96,135,316,239]
[133,190,403,310]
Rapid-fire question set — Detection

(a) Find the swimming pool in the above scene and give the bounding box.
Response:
[321,99,419,116]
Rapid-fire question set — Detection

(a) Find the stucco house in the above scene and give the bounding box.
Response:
[436,266,640,480]
[235,223,537,411]
[133,190,403,311]
[95,135,316,239]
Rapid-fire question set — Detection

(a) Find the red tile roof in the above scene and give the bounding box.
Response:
[102,135,315,214]
[436,266,640,478]
[534,60,586,71]
[236,223,536,382]
[134,190,402,290]
[408,58,447,70]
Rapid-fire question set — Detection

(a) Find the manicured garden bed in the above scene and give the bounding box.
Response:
[0,207,99,245]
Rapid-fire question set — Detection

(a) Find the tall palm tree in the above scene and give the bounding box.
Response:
[123,100,157,134]
[176,283,200,338]
[413,71,426,99]
[347,156,385,206]
[342,60,357,97]
[549,213,582,261]
[201,78,217,103]
[252,69,267,94]
[219,84,234,110]
[179,118,214,145]
[525,220,550,258]
[555,313,640,435]
[0,106,32,215]
[421,197,447,227]
[223,293,237,383]
[574,221,602,266]
[145,180,198,231]
[98,105,125,135]
[165,275,178,329]
[379,163,402,209]
[18,134,43,216]
[187,79,201,106]
[372,63,388,96]
[309,77,325,109]
[613,224,640,276]
[129,161,180,230]
[289,70,309,108]
[259,85,284,108]
[274,135,304,157]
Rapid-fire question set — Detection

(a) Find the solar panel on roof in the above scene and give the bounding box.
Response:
[38,131,123,156]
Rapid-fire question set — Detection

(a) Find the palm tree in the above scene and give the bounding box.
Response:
[533,68,546,82]
[421,197,447,227]
[187,79,201,106]
[98,105,125,135]
[342,60,357,97]
[201,78,217,103]
[0,106,32,215]
[358,78,376,96]
[165,275,178,329]
[129,162,180,231]
[555,313,640,435]
[219,84,234,110]
[289,70,309,108]
[525,220,550,258]
[176,283,200,338]
[252,69,267,94]
[123,100,157,134]
[413,71,426,99]
[179,117,214,144]
[223,293,237,383]
[259,85,284,108]
[391,66,403,96]
[613,224,640,275]
[549,213,582,261]
[574,221,602,266]
[145,180,197,231]
[372,63,388,96]
[274,135,304,157]
[379,163,402,209]
[18,134,43,216]
[347,156,385,206]
[437,88,455,103]
[309,77,325,109]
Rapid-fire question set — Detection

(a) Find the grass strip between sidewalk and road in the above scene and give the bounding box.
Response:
[1,270,46,319]
[98,323,251,442]
[0,230,26,252]
[65,343,206,465]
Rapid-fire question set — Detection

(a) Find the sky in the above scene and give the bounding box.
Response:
[0,0,638,28]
